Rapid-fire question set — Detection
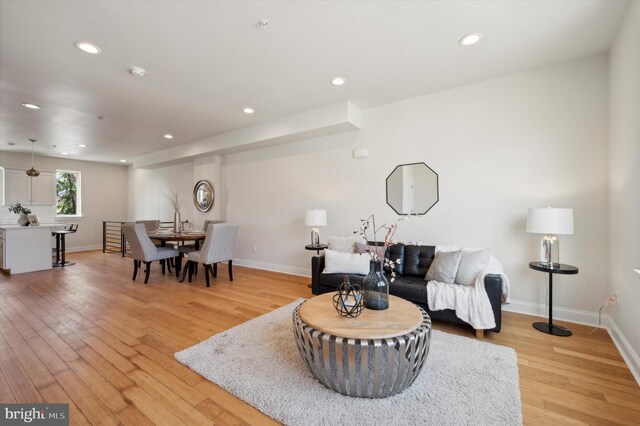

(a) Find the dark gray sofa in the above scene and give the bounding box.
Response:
[311,243,503,335]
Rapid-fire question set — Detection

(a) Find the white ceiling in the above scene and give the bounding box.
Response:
[0,0,629,164]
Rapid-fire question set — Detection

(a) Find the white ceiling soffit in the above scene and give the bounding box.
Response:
[134,102,361,168]
[0,0,630,164]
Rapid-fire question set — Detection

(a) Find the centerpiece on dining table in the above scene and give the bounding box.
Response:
[167,190,182,233]
[354,214,408,310]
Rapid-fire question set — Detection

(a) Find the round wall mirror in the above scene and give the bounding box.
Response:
[386,162,439,215]
[193,180,215,212]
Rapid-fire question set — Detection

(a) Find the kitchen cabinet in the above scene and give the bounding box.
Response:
[0,225,62,274]
[4,169,55,206]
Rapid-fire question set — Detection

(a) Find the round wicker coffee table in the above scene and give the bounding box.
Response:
[292,293,431,398]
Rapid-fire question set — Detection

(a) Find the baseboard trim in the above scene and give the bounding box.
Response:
[233,258,309,278]
[503,299,602,327]
[606,317,640,386]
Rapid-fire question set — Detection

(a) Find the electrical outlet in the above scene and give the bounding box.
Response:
[252,245,257,253]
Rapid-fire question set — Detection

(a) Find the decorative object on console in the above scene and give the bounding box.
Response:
[8,203,32,226]
[386,162,439,215]
[167,190,182,233]
[27,214,40,226]
[25,138,40,177]
[332,276,365,318]
[526,207,574,268]
[193,180,214,212]
[304,209,327,246]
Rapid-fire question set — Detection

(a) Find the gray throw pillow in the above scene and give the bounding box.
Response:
[425,250,462,284]
[455,249,490,286]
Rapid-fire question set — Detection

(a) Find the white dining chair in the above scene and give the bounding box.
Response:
[122,223,178,284]
[180,223,238,286]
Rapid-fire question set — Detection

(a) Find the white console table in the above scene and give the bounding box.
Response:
[0,224,64,274]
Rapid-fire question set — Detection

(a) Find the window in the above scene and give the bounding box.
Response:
[56,170,81,216]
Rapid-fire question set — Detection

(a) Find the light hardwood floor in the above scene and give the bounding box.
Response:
[0,251,638,425]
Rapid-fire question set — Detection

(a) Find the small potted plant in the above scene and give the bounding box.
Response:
[8,203,32,226]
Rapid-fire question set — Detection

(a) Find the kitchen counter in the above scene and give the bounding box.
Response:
[0,224,63,274]
[0,223,63,230]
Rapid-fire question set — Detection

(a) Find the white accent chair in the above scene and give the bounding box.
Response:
[122,223,178,284]
[180,223,239,286]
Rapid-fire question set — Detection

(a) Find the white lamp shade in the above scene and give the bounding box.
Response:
[526,207,574,235]
[304,209,327,227]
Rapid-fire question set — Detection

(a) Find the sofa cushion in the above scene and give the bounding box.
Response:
[402,245,435,277]
[355,242,385,259]
[389,276,428,304]
[327,236,363,253]
[455,249,490,286]
[322,249,370,274]
[425,250,462,284]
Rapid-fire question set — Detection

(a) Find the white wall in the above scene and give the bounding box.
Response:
[609,1,640,367]
[127,155,222,230]
[222,55,610,314]
[0,152,128,250]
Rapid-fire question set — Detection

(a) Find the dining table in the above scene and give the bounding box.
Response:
[148,231,206,277]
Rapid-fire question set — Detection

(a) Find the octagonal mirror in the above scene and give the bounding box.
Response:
[386,162,439,215]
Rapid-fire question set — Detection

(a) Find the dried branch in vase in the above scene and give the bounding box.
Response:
[167,190,182,213]
[354,214,410,282]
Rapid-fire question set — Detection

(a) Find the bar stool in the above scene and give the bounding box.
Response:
[52,224,78,267]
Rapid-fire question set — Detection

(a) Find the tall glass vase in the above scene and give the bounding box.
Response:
[363,260,389,310]
[173,211,181,233]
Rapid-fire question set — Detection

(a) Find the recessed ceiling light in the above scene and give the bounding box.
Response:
[61,152,69,155]
[77,144,87,148]
[243,107,255,114]
[74,41,101,54]
[22,103,42,110]
[459,33,483,46]
[120,159,127,163]
[331,77,346,86]
[164,134,174,139]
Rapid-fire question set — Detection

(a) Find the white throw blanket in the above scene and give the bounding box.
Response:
[426,246,510,330]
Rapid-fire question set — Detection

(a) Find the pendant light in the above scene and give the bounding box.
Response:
[26,139,40,177]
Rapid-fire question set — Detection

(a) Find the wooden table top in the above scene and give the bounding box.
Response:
[148,232,206,241]
[299,293,423,339]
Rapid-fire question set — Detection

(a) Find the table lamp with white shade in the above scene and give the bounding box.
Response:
[526,207,574,268]
[305,209,327,246]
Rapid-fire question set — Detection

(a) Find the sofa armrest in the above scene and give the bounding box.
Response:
[311,255,325,295]
[484,274,503,332]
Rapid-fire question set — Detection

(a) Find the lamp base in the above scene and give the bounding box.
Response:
[532,322,572,337]
[540,234,559,268]
[310,228,320,246]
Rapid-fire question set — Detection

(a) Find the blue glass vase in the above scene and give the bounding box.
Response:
[364,260,389,310]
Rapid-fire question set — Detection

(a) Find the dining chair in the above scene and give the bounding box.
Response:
[202,219,224,231]
[180,223,239,287]
[122,223,178,284]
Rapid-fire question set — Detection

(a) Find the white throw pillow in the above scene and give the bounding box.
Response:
[322,249,370,275]
[327,235,364,253]
[455,249,490,286]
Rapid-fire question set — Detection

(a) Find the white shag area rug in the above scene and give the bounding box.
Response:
[175,299,522,426]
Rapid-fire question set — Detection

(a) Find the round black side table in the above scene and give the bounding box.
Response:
[305,244,328,288]
[529,261,578,337]
[305,244,328,255]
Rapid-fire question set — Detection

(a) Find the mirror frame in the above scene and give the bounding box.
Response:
[385,162,439,215]
[193,180,215,212]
